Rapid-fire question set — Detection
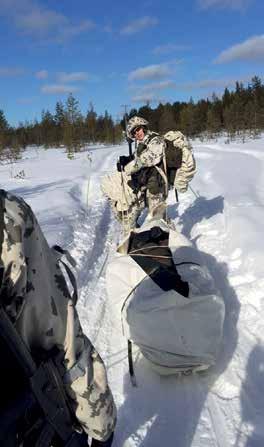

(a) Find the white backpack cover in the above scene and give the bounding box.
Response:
[106,219,225,375]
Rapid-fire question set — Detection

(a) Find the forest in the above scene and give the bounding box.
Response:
[0,76,263,161]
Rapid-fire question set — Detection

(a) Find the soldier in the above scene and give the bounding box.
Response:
[101,116,196,234]
[0,189,116,446]
[113,116,167,232]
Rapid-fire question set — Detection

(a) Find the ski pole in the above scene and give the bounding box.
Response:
[86,153,92,207]
[175,188,179,203]
[189,184,200,198]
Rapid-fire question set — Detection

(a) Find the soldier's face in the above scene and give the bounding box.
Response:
[134,126,145,141]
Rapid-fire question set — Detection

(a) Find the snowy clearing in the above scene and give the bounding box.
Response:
[1,136,264,447]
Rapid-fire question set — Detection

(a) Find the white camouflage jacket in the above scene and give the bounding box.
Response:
[125,131,166,175]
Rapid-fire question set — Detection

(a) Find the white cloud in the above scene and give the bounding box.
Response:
[181,78,235,90]
[41,84,80,94]
[152,44,190,55]
[35,70,48,79]
[0,0,96,42]
[128,64,171,81]
[17,97,36,104]
[0,67,25,76]
[130,80,176,93]
[56,20,95,42]
[17,8,67,33]
[130,80,175,104]
[120,16,158,35]
[131,93,161,104]
[198,0,251,10]
[57,72,89,83]
[103,24,113,33]
[215,35,264,63]
[142,80,176,91]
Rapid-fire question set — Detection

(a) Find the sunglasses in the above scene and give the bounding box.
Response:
[132,126,143,136]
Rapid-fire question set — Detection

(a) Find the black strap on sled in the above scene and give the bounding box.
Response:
[128,227,189,297]
[127,340,137,387]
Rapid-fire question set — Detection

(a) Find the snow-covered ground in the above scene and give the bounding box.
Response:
[1,135,264,447]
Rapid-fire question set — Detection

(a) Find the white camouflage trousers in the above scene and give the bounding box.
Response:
[112,191,166,234]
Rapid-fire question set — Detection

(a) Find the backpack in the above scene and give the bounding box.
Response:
[163,130,196,190]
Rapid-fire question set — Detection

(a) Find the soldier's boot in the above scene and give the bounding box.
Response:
[146,193,167,222]
[118,206,141,235]
[91,432,114,447]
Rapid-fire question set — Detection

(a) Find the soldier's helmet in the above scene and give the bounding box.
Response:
[126,116,149,139]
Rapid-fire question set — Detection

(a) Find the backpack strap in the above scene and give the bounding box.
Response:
[52,245,78,305]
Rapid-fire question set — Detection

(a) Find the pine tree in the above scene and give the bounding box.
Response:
[0,109,9,155]
[179,99,198,136]
[85,103,97,143]
[54,101,65,146]
[63,94,82,156]
[158,103,176,133]
[0,109,9,131]
[41,110,55,148]
[206,94,223,137]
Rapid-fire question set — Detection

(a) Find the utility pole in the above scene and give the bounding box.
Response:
[121,104,130,128]
[121,104,133,156]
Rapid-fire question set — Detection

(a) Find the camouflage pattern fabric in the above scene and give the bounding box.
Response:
[101,170,140,212]
[124,131,166,175]
[0,189,116,442]
[101,131,167,233]
[164,130,196,193]
[126,116,149,140]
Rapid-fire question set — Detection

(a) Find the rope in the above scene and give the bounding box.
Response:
[129,244,170,255]
[128,245,200,265]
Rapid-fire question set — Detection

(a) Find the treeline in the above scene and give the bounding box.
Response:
[1,75,264,163]
[124,76,264,140]
[0,94,123,160]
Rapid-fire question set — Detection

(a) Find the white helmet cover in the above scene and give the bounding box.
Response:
[126,116,149,139]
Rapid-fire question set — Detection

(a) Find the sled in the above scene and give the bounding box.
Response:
[106,219,225,379]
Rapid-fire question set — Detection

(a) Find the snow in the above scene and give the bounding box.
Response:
[1,136,264,446]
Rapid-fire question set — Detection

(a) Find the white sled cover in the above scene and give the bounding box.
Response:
[106,219,225,374]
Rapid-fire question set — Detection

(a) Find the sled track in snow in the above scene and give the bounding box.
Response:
[69,196,118,344]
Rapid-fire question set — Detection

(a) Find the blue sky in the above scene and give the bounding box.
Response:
[0,0,263,125]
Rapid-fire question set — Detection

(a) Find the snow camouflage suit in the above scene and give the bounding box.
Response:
[0,189,116,442]
[101,130,167,233]
[102,128,195,233]
[124,130,167,224]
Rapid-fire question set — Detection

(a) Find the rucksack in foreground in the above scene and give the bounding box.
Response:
[106,219,225,380]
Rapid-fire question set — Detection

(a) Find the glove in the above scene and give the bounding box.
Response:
[127,176,139,193]
[116,155,134,172]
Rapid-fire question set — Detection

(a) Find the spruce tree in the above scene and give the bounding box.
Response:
[85,103,97,143]
[63,94,82,156]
